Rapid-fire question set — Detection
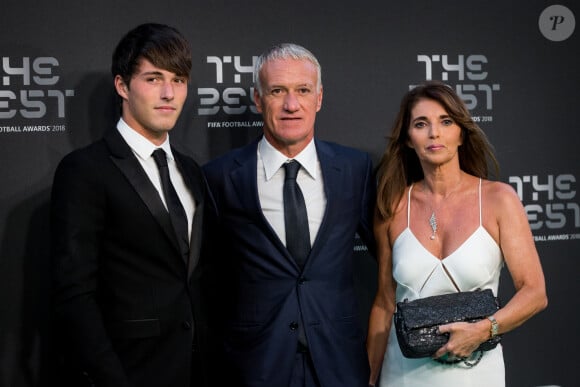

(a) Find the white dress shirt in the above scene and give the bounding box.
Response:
[257,136,327,247]
[117,118,195,239]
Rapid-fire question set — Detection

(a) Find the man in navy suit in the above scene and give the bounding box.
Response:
[51,23,216,387]
[203,43,376,387]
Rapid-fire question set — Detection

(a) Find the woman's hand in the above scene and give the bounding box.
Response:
[433,319,490,359]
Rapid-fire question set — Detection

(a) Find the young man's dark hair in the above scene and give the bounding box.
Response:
[111,23,192,87]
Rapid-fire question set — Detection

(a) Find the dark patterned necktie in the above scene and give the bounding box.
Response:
[283,160,310,269]
[152,148,189,257]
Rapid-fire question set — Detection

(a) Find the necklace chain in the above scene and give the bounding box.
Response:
[425,177,462,240]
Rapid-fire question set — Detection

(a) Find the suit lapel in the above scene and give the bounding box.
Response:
[173,149,204,278]
[229,140,290,258]
[104,130,181,254]
[309,140,341,261]
[229,146,261,220]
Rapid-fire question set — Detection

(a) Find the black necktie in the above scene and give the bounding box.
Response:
[283,160,310,269]
[152,148,189,257]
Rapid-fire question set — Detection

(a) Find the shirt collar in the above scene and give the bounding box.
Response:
[116,118,174,161]
[258,136,318,181]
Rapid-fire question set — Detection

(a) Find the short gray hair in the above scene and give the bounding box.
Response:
[254,43,322,96]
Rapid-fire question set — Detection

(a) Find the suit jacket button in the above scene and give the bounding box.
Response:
[289,322,299,331]
[298,277,308,285]
[182,321,192,330]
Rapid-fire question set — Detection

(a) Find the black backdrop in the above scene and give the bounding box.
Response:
[1,1,578,386]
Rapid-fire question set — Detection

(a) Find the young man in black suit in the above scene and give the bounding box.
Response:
[51,23,213,387]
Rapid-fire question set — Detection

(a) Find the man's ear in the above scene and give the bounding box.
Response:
[114,75,129,100]
[315,85,323,112]
[253,88,263,113]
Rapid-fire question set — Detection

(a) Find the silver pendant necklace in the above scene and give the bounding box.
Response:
[429,212,438,240]
[425,177,462,241]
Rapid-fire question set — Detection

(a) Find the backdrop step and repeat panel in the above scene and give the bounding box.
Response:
[1,1,578,386]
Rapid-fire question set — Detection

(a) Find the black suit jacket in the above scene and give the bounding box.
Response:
[51,129,214,387]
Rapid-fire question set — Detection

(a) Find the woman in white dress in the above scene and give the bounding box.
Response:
[367,81,547,387]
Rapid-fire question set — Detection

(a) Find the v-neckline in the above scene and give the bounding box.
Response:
[398,226,487,261]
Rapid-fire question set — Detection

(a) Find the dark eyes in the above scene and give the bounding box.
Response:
[269,88,311,95]
[146,77,186,84]
[413,119,454,128]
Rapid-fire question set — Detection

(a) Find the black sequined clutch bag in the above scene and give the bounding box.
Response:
[394,289,501,359]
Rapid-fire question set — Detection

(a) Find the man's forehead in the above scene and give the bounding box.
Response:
[261,59,318,83]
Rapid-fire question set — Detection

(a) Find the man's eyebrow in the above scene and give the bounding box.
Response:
[139,71,164,76]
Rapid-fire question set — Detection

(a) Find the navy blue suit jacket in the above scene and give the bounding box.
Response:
[203,138,376,387]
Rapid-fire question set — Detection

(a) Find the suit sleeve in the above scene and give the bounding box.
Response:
[51,152,129,387]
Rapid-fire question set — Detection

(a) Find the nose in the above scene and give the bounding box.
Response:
[429,123,440,138]
[161,82,175,100]
[283,92,299,112]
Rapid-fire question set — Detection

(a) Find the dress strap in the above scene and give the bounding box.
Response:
[407,184,414,228]
[478,178,483,226]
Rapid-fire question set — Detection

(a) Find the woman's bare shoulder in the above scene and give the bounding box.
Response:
[482,179,523,212]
